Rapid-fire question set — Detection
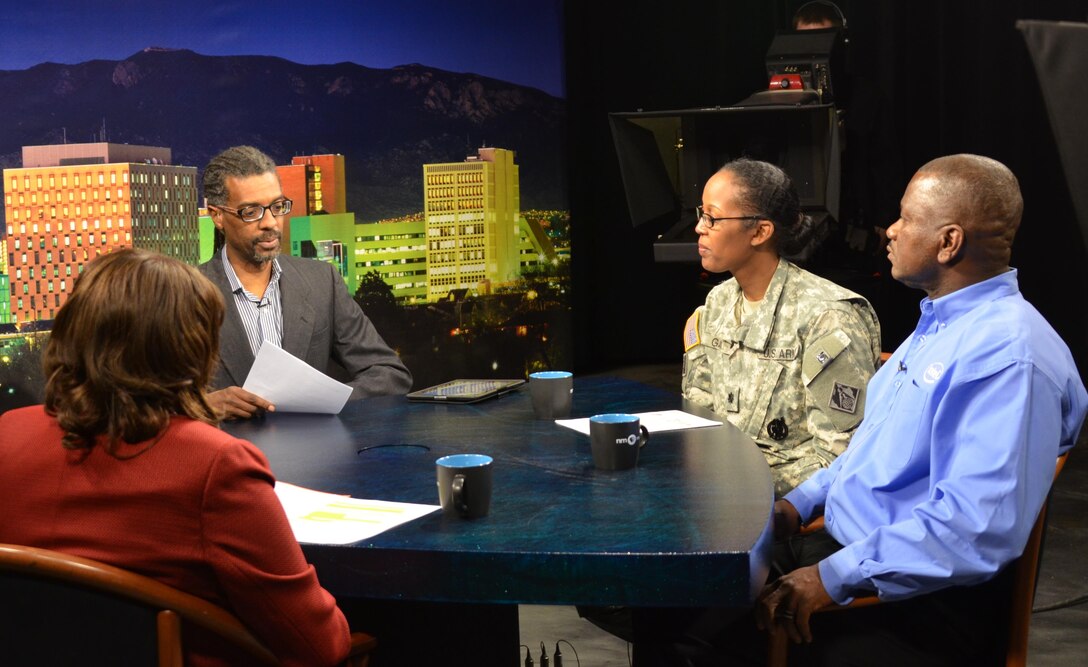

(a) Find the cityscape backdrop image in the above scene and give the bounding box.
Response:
[0,1,569,409]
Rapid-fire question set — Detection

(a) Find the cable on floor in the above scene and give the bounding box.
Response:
[1033,593,1088,614]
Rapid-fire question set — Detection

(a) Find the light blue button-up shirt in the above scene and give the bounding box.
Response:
[785,269,1087,604]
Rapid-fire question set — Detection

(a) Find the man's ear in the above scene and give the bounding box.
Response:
[936,224,964,265]
[209,208,224,231]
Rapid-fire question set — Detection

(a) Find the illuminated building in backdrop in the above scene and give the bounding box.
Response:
[423,147,520,301]
[3,143,198,323]
[353,218,429,303]
[0,239,11,324]
[276,154,347,248]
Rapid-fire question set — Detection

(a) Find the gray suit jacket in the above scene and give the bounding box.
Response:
[199,252,412,400]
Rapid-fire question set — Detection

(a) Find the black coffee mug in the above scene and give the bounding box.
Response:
[589,413,649,470]
[529,371,573,419]
[436,454,493,518]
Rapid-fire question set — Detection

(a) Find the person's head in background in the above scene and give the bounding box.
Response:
[43,249,225,455]
[203,145,288,270]
[792,1,845,30]
[696,158,820,285]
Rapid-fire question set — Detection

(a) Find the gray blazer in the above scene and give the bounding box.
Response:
[198,252,412,399]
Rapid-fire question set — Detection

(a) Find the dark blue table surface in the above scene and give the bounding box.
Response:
[224,376,774,607]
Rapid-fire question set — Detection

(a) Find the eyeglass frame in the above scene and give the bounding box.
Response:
[695,205,765,229]
[211,198,293,223]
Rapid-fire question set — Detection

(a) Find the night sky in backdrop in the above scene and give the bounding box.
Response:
[0,0,565,97]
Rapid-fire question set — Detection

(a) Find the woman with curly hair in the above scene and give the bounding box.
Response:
[0,249,351,667]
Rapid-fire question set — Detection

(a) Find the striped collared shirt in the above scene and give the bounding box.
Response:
[220,250,284,357]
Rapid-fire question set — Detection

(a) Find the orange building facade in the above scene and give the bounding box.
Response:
[3,144,198,323]
[291,154,346,214]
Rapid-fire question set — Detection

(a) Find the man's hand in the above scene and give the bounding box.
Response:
[756,564,834,644]
[207,387,275,420]
[773,499,802,540]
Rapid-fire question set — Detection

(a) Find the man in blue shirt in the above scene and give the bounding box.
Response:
[755,154,1088,665]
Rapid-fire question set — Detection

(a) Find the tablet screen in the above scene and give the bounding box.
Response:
[406,378,526,403]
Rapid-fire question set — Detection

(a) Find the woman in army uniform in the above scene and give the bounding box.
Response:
[683,158,881,496]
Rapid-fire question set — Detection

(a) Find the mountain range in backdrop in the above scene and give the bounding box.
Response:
[0,47,567,221]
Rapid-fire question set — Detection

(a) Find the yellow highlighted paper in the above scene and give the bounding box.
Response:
[275,481,440,544]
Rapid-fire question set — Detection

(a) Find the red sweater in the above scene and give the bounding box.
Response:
[0,406,350,667]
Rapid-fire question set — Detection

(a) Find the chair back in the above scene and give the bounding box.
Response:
[766,452,1069,667]
[1004,451,1068,667]
[0,543,279,667]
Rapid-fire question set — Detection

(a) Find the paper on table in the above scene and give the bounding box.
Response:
[274,481,440,545]
[555,409,722,436]
[243,341,352,414]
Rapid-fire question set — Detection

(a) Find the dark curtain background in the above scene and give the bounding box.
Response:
[565,0,1088,381]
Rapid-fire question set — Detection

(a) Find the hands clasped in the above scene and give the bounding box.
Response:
[756,564,833,644]
[758,499,834,643]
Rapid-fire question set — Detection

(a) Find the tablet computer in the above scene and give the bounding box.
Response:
[406,378,526,404]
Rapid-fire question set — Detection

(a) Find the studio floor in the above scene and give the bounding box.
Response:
[517,364,1088,666]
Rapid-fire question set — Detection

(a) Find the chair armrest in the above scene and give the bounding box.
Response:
[342,631,378,667]
[800,515,825,534]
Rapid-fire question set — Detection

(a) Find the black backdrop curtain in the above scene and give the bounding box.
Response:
[565,0,1088,379]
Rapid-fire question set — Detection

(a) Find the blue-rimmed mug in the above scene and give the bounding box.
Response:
[436,454,493,518]
[588,413,649,470]
[529,371,573,419]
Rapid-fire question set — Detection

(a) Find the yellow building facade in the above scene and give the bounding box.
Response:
[423,147,520,302]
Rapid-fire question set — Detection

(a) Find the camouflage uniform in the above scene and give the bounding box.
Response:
[683,259,881,496]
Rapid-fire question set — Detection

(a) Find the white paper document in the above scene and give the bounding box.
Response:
[243,341,352,414]
[555,409,722,436]
[275,481,441,545]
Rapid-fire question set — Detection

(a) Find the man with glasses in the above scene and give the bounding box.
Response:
[199,145,411,419]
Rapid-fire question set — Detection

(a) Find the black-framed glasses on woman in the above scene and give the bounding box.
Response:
[695,205,764,229]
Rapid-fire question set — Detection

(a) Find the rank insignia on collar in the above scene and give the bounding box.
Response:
[767,417,788,441]
[829,382,861,414]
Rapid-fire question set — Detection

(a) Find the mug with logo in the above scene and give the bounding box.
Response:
[588,413,649,470]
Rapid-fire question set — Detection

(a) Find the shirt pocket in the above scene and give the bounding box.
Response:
[682,346,715,404]
[736,357,789,444]
[876,378,930,470]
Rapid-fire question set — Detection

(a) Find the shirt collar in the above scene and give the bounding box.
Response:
[739,258,790,350]
[220,249,282,295]
[922,268,1019,327]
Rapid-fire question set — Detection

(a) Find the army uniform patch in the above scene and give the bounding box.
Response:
[829,381,861,414]
[759,346,798,361]
[684,310,701,352]
[801,330,852,384]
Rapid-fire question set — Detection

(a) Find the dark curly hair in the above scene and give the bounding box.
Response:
[42,249,224,456]
[720,158,822,261]
[202,145,277,207]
